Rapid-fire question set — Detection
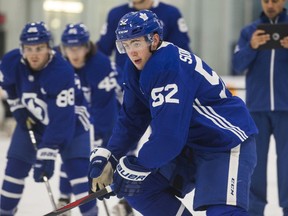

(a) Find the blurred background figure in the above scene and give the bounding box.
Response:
[0,21,97,216]
[233,0,288,215]
[56,22,122,213]
[97,0,191,71]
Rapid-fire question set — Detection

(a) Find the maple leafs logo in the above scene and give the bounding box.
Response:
[139,13,148,21]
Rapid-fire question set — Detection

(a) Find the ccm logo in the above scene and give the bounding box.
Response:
[116,164,148,181]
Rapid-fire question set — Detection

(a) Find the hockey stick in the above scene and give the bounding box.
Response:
[26,119,57,210]
[43,185,114,216]
[26,119,37,151]
[43,176,57,210]
[102,199,110,216]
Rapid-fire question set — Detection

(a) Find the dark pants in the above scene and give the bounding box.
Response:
[249,111,288,216]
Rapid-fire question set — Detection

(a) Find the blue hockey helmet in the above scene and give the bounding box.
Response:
[20,21,52,46]
[61,23,90,46]
[115,9,163,42]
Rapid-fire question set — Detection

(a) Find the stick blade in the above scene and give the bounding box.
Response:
[43,185,113,216]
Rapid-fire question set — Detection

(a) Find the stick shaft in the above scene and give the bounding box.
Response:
[44,185,113,216]
[102,199,110,216]
[26,122,57,210]
[43,176,57,210]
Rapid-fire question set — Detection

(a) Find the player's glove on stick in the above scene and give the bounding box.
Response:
[88,147,117,199]
[7,98,33,130]
[113,156,151,198]
[33,147,58,182]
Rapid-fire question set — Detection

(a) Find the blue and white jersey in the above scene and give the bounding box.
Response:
[73,50,122,145]
[97,0,191,69]
[0,49,89,149]
[107,42,258,169]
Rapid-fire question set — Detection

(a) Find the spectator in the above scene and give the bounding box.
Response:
[232,0,288,215]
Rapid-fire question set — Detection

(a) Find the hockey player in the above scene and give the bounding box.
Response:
[0,22,97,215]
[56,23,122,210]
[98,3,191,213]
[88,10,258,216]
[97,0,191,70]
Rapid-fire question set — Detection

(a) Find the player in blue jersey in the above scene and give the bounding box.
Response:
[88,10,258,216]
[0,22,97,216]
[55,23,122,210]
[97,0,191,70]
[98,3,191,212]
[233,1,288,215]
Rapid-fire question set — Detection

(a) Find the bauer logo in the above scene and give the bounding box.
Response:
[67,39,79,44]
[118,30,128,35]
[27,37,40,41]
[116,164,149,181]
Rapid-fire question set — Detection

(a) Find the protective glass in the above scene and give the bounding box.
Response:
[116,38,151,54]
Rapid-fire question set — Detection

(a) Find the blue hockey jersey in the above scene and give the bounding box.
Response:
[107,42,258,169]
[0,49,89,149]
[73,50,122,145]
[97,0,191,69]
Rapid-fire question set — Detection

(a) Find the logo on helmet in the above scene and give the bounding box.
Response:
[139,13,148,21]
[68,28,78,35]
[119,19,128,26]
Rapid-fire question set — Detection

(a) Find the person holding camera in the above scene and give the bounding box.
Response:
[233,0,288,215]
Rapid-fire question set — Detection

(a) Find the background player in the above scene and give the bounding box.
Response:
[97,0,191,70]
[56,23,122,212]
[0,21,97,215]
[88,10,258,216]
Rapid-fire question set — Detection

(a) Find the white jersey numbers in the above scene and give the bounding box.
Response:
[194,55,219,86]
[56,87,75,107]
[151,84,179,107]
[98,71,118,92]
[178,47,220,86]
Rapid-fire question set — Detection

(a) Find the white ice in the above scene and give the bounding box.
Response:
[0,129,282,216]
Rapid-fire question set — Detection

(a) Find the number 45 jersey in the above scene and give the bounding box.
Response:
[73,50,123,146]
[0,49,89,149]
[107,42,258,168]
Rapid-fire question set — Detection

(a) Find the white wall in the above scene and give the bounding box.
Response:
[0,0,254,75]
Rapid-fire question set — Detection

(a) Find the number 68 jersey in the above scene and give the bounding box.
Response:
[0,49,89,149]
[107,42,258,169]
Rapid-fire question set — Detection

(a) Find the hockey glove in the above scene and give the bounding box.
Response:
[7,98,32,130]
[113,156,151,198]
[88,147,117,199]
[33,147,58,182]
